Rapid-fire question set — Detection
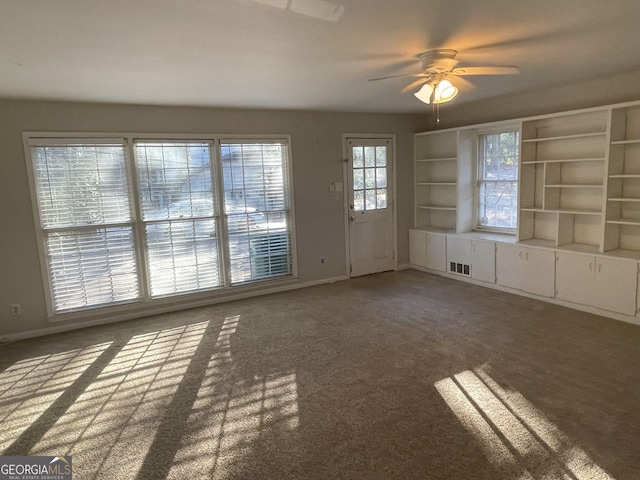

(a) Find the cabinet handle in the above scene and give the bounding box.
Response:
[597,262,602,273]
[588,262,593,271]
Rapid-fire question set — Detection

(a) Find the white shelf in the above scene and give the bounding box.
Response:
[417,205,456,211]
[608,198,640,202]
[416,182,456,186]
[521,207,602,215]
[607,218,640,226]
[521,157,605,164]
[545,184,603,188]
[416,157,456,163]
[522,131,607,143]
[611,139,640,145]
[610,174,640,179]
[414,130,458,231]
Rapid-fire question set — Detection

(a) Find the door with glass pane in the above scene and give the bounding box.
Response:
[346,138,395,277]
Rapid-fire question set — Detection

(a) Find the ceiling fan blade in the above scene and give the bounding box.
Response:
[368,73,428,82]
[401,77,431,93]
[447,75,475,92]
[451,66,519,76]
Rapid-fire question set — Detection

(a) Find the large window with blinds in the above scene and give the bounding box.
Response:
[27,135,294,316]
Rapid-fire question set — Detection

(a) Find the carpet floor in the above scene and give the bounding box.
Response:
[1,270,638,479]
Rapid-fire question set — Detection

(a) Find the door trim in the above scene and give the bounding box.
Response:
[342,134,398,278]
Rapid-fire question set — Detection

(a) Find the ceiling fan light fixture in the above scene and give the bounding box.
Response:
[433,79,458,104]
[414,83,434,104]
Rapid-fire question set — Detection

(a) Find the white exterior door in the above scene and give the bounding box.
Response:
[346,138,395,277]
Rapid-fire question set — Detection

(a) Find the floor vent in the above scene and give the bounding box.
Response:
[450,262,470,276]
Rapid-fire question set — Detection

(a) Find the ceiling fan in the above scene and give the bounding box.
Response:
[369,49,519,106]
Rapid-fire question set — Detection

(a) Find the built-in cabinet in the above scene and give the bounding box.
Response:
[409,230,446,272]
[555,251,638,316]
[411,100,640,323]
[496,244,555,298]
[471,239,496,283]
[445,237,496,283]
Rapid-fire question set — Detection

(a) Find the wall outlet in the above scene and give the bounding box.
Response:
[10,304,21,316]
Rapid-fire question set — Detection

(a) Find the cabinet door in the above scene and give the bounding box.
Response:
[426,233,447,272]
[496,244,522,290]
[446,237,471,274]
[521,248,555,298]
[471,240,495,283]
[497,244,555,297]
[409,229,428,268]
[555,252,594,306]
[593,257,638,315]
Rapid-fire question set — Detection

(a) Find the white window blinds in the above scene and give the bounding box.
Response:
[221,142,292,284]
[134,142,223,297]
[31,142,140,312]
[29,135,295,316]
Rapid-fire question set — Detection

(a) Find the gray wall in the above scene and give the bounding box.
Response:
[1,70,639,339]
[0,100,425,338]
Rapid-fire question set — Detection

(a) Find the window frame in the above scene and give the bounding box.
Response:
[474,126,521,234]
[24,132,297,321]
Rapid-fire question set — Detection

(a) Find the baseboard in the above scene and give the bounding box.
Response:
[1,275,350,343]
[409,265,640,326]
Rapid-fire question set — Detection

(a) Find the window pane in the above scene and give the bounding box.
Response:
[375,146,387,166]
[377,189,387,209]
[46,228,139,312]
[354,190,364,211]
[33,144,131,228]
[352,147,364,168]
[145,223,221,297]
[365,190,376,210]
[376,168,387,188]
[479,131,519,229]
[353,169,364,190]
[479,181,518,228]
[135,142,214,221]
[364,147,376,167]
[135,142,223,296]
[365,168,376,189]
[31,142,140,314]
[221,142,292,284]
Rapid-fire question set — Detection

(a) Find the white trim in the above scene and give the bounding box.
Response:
[0,275,349,343]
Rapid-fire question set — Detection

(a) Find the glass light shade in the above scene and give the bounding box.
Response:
[414,83,434,104]
[433,79,458,104]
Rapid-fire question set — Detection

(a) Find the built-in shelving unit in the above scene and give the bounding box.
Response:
[604,104,640,254]
[414,130,458,231]
[518,109,609,251]
[411,101,640,324]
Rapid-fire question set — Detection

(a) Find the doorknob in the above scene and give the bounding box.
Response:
[350,215,355,221]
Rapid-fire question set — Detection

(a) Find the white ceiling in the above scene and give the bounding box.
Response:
[1,0,639,113]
